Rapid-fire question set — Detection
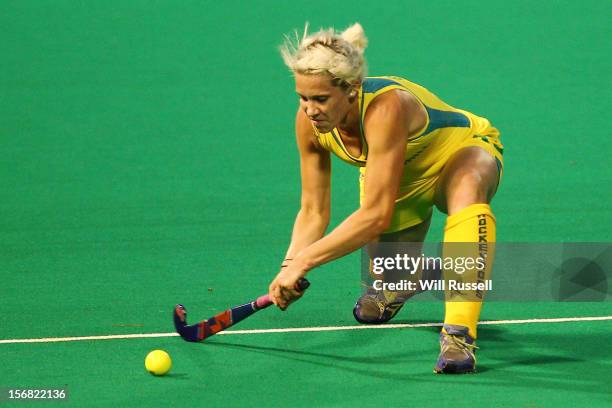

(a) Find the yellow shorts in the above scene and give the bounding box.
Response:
[359,129,504,234]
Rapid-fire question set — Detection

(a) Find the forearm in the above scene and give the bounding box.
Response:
[284,208,329,259]
[294,208,386,271]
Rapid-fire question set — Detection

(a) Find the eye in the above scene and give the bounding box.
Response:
[313,97,328,103]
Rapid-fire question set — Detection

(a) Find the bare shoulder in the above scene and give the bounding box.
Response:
[365,89,427,136]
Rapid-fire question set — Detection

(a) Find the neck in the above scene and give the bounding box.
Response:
[337,99,361,135]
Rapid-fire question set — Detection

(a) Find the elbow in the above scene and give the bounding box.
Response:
[360,197,395,237]
[300,207,330,227]
[365,210,393,237]
[372,217,392,237]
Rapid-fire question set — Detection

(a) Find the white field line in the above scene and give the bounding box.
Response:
[1,315,610,345]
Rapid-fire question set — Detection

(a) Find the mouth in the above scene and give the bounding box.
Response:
[311,118,326,126]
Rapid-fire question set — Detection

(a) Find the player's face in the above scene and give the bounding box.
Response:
[294,73,354,133]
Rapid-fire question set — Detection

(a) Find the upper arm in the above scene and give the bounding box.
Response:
[360,91,426,223]
[295,109,331,217]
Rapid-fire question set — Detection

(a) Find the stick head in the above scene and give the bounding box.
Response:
[174,304,187,328]
[173,304,201,342]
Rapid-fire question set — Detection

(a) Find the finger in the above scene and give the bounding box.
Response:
[273,286,285,309]
[277,293,287,310]
[277,287,292,310]
[268,283,278,305]
[279,288,301,309]
[285,288,302,301]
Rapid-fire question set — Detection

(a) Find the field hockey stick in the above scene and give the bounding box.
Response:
[174,278,310,342]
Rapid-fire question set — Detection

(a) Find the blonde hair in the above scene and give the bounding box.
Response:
[280,23,368,86]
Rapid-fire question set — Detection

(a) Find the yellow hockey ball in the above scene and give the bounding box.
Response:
[145,350,172,376]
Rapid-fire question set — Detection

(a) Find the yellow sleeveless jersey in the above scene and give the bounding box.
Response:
[314,76,502,181]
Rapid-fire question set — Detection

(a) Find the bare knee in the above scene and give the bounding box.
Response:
[444,170,490,214]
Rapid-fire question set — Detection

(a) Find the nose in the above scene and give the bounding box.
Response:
[302,101,320,118]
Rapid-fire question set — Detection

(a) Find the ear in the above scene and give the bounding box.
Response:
[348,80,361,99]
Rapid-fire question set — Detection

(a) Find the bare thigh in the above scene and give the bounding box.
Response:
[434,146,500,215]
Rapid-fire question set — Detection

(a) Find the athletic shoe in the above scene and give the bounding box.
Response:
[353,286,418,324]
[434,324,478,374]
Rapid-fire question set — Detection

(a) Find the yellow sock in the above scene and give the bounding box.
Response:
[443,203,496,339]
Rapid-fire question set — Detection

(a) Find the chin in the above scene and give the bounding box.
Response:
[316,124,333,133]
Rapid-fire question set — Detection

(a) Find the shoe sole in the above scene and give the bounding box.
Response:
[433,364,476,374]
